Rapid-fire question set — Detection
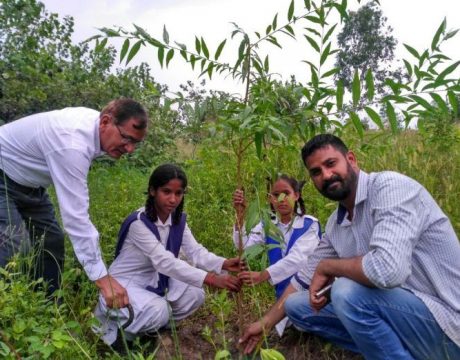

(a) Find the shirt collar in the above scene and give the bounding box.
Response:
[155,213,172,227]
[337,170,368,224]
[273,214,305,229]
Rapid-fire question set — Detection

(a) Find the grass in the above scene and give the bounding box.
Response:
[0,130,459,358]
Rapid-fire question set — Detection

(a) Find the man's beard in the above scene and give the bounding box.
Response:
[319,164,357,201]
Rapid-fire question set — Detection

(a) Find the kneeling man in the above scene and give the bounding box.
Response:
[240,134,460,360]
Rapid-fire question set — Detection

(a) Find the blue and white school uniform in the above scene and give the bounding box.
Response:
[94,208,226,345]
[233,214,321,334]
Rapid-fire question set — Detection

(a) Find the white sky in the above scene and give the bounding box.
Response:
[41,0,460,96]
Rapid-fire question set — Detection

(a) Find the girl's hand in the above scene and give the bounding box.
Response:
[233,189,246,226]
[238,270,270,286]
[204,273,242,292]
[223,257,246,272]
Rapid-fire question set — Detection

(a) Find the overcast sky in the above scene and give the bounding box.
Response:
[41,0,460,96]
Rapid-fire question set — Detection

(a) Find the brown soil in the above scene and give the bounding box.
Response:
[148,304,363,360]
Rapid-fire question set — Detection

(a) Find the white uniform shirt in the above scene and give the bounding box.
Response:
[0,107,107,280]
[108,210,226,299]
[233,214,320,285]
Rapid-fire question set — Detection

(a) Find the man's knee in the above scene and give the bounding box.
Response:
[331,277,369,317]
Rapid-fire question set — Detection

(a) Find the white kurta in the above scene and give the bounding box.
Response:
[94,210,226,344]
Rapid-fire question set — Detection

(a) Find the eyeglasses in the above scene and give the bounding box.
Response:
[115,124,144,147]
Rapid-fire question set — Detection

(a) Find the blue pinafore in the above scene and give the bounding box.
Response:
[115,211,187,296]
[265,217,321,299]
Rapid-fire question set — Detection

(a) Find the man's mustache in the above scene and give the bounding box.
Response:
[322,175,343,191]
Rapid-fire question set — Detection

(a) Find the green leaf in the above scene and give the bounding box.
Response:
[180,49,188,61]
[321,67,339,78]
[349,112,364,138]
[364,107,384,130]
[365,69,374,101]
[306,15,322,25]
[214,39,226,60]
[431,18,446,51]
[260,348,286,360]
[386,102,399,134]
[266,24,272,35]
[272,13,278,30]
[165,49,174,67]
[195,36,201,54]
[162,25,169,44]
[436,61,460,82]
[352,70,361,107]
[320,42,331,66]
[444,29,459,41]
[120,38,130,62]
[304,0,311,11]
[190,54,196,70]
[126,40,142,65]
[430,93,449,113]
[207,62,214,79]
[403,60,413,78]
[288,0,295,21]
[215,349,231,360]
[266,36,282,49]
[304,35,320,52]
[403,44,420,59]
[201,37,209,58]
[447,90,458,115]
[409,95,434,111]
[323,24,337,44]
[99,27,119,37]
[285,25,295,36]
[252,59,264,75]
[157,46,165,68]
[255,132,263,159]
[264,55,269,72]
[336,80,344,111]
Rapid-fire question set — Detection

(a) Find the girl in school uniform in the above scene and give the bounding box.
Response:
[95,163,242,346]
[233,174,321,331]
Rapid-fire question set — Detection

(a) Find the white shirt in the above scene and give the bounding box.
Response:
[0,107,107,281]
[233,214,320,285]
[108,210,226,299]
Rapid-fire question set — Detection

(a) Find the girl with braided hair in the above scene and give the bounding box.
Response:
[95,163,242,346]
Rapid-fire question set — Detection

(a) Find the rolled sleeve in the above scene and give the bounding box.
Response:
[362,174,424,288]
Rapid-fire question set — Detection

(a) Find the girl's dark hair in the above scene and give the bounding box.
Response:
[145,163,187,224]
[270,174,306,216]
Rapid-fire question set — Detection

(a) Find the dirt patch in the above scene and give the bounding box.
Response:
[149,306,363,360]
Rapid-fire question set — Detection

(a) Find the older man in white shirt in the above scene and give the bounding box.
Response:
[0,98,147,309]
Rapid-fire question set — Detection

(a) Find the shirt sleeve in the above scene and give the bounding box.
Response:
[233,221,265,249]
[267,221,320,285]
[362,174,424,288]
[129,220,209,288]
[45,149,107,281]
[181,224,226,273]
[291,229,338,290]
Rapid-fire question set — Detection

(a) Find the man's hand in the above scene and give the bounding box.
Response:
[239,321,266,354]
[238,270,270,286]
[222,257,246,272]
[204,273,242,292]
[95,275,129,309]
[309,261,333,312]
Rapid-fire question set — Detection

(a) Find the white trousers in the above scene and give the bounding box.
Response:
[94,282,205,345]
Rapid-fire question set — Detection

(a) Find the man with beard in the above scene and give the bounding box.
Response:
[239,134,460,359]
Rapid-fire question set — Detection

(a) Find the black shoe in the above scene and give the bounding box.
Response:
[111,330,134,355]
